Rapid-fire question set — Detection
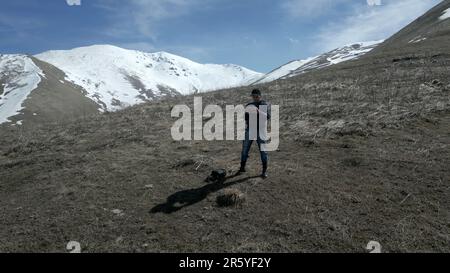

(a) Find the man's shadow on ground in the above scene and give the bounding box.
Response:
[150,174,260,214]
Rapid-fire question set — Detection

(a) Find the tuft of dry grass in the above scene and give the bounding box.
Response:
[216,189,246,208]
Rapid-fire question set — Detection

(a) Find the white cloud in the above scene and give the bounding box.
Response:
[128,0,191,38]
[288,37,300,44]
[93,0,214,60]
[367,0,382,6]
[99,0,199,39]
[315,0,440,51]
[66,0,81,6]
[282,0,348,18]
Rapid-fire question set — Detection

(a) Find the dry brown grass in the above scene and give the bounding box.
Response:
[216,189,246,208]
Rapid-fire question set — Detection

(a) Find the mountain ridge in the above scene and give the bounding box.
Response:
[35,44,263,112]
[252,40,383,85]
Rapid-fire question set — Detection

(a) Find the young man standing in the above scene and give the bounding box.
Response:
[238,89,271,179]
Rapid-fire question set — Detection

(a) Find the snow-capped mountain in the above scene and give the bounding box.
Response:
[0,54,44,124]
[36,45,263,111]
[253,41,383,85]
[0,42,383,125]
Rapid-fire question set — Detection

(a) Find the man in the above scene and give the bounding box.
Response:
[237,89,271,179]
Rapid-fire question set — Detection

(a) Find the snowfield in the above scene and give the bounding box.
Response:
[325,41,382,65]
[253,41,383,85]
[36,45,263,111]
[0,55,44,124]
[440,8,450,20]
[251,57,316,85]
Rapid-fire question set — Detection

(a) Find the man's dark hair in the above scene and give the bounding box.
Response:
[251,89,262,96]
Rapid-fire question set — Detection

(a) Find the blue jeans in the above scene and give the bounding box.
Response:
[241,130,268,166]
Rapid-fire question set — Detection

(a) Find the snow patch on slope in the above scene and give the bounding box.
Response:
[408,36,427,44]
[0,55,44,124]
[36,45,262,111]
[327,40,381,65]
[439,8,450,20]
[252,57,316,85]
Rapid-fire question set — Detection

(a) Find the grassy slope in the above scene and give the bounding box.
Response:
[0,2,449,253]
[6,57,100,126]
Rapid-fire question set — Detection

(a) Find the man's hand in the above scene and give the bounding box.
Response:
[257,108,268,117]
[245,105,258,114]
[246,106,268,117]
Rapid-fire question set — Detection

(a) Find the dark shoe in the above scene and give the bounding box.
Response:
[262,162,268,179]
[236,168,246,176]
[236,161,247,175]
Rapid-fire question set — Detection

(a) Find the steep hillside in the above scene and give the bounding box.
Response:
[370,0,450,57]
[0,55,99,125]
[18,57,100,125]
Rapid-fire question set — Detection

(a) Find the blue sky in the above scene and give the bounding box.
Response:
[0,0,441,72]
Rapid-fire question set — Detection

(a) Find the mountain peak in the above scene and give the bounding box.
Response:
[35,45,262,112]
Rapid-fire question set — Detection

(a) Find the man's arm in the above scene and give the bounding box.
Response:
[257,103,271,119]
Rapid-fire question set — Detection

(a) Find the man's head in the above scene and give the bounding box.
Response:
[251,89,262,102]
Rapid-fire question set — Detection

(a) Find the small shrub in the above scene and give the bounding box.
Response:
[216,189,245,208]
